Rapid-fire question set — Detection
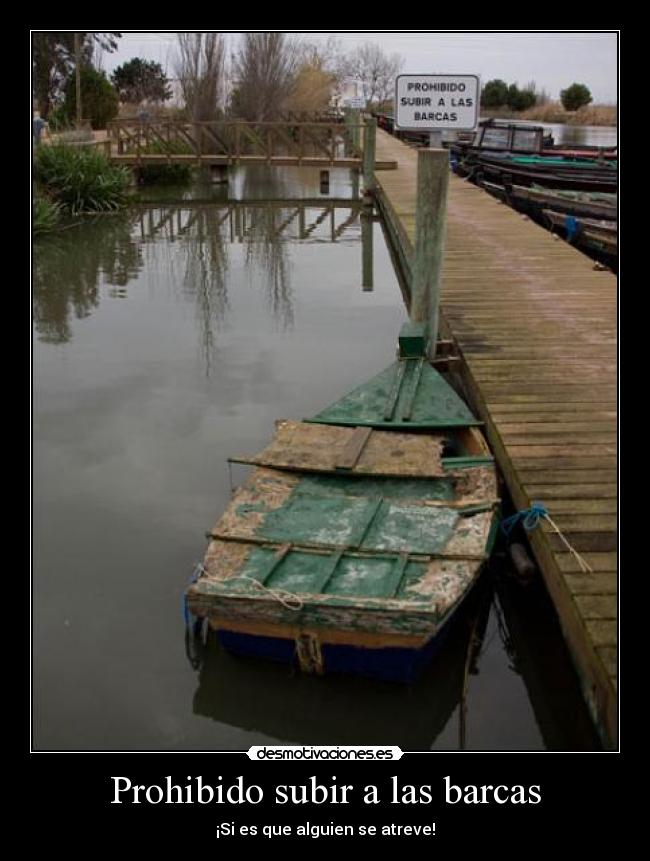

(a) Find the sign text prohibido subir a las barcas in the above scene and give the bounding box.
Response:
[395,74,480,132]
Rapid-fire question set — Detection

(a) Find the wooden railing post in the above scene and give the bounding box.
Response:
[352,109,361,155]
[363,116,376,195]
[411,148,450,355]
[195,122,202,165]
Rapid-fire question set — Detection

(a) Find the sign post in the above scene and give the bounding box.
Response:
[394,74,480,354]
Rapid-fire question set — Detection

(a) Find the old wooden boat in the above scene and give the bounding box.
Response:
[543,208,617,256]
[451,119,616,171]
[186,323,499,682]
[469,151,617,193]
[480,181,617,221]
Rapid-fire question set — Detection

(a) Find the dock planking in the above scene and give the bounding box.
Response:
[373,129,617,747]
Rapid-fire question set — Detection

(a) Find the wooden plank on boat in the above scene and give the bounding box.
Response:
[230,420,449,477]
[189,538,482,635]
[335,426,373,470]
[211,467,495,558]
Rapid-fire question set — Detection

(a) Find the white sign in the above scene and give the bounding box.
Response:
[345,98,366,109]
[395,74,480,131]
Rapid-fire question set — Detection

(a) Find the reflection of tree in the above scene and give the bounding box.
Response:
[240,170,294,330]
[33,213,143,344]
[178,207,230,377]
[243,205,294,330]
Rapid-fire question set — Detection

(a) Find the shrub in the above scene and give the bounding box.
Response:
[63,66,120,129]
[560,83,593,112]
[33,196,62,234]
[481,79,509,108]
[137,139,194,185]
[506,83,536,112]
[34,144,131,214]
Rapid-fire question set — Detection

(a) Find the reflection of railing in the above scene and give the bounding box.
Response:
[107,120,365,164]
[133,202,363,244]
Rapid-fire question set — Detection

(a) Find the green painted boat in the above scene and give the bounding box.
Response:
[186,322,499,682]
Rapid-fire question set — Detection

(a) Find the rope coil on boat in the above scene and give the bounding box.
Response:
[501,502,593,574]
[230,575,304,611]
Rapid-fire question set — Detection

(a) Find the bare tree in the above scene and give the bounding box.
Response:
[175,32,227,121]
[232,33,299,120]
[344,42,404,106]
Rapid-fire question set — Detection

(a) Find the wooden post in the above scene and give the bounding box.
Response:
[352,109,361,154]
[411,148,449,355]
[361,209,374,292]
[363,116,376,196]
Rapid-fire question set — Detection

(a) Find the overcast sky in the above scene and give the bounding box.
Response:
[102,31,618,104]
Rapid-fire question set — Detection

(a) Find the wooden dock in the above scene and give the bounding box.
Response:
[373,129,617,747]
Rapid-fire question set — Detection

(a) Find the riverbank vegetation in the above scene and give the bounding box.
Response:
[480,77,615,126]
[33,196,62,234]
[481,102,617,127]
[34,144,131,216]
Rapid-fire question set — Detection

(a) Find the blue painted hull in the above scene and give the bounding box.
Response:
[217,626,451,684]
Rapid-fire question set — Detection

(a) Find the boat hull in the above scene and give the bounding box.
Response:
[216,620,451,683]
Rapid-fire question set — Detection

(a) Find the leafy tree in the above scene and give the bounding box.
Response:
[481,79,508,108]
[506,83,536,111]
[63,66,119,129]
[560,83,593,111]
[111,58,172,104]
[32,32,121,118]
[285,64,335,114]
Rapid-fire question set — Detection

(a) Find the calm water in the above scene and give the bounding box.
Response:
[541,123,617,148]
[33,166,600,750]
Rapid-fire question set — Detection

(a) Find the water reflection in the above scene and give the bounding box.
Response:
[179,208,231,377]
[187,568,601,750]
[190,580,489,749]
[34,198,363,358]
[33,213,143,344]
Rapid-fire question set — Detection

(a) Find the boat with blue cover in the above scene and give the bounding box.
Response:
[186,322,500,682]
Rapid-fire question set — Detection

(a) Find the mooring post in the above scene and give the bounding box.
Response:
[361,209,374,291]
[363,116,376,199]
[411,148,449,356]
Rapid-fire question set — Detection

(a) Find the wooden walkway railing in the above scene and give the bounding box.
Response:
[108,119,358,160]
[105,119,396,170]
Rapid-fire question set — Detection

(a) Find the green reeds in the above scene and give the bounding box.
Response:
[34,144,131,215]
[33,196,62,234]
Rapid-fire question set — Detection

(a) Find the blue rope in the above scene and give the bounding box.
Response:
[183,563,203,626]
[500,502,548,538]
[564,215,582,243]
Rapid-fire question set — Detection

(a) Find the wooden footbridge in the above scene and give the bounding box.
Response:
[371,129,617,748]
[106,119,397,170]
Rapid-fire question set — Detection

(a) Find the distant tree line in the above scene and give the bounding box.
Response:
[481,77,593,112]
[32,32,405,128]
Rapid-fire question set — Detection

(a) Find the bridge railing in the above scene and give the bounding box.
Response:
[106,120,364,163]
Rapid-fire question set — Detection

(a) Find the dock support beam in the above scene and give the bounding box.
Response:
[361,209,374,292]
[411,148,449,356]
[363,117,376,200]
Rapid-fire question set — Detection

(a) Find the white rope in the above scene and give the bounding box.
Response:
[230,575,304,611]
[543,513,593,574]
